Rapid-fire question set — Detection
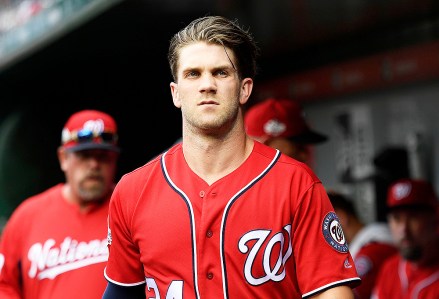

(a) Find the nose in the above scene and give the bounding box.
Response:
[87,156,101,168]
[198,73,217,93]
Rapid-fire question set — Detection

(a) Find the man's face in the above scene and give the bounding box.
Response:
[170,41,253,135]
[387,207,437,261]
[60,149,118,204]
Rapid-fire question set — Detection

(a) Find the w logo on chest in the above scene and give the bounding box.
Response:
[238,224,292,285]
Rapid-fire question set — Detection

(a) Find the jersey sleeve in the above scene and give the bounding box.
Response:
[292,182,361,296]
[104,181,146,286]
[0,210,25,299]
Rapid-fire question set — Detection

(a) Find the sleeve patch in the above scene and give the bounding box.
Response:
[322,212,349,253]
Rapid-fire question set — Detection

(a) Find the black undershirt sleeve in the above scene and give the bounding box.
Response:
[102,281,146,299]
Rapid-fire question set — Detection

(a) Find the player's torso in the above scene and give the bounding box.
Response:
[126,145,316,298]
[375,256,439,299]
[353,242,397,299]
[17,188,109,298]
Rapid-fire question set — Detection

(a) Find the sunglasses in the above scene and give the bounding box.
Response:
[66,129,118,144]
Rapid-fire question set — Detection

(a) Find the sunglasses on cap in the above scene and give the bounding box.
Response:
[63,128,118,144]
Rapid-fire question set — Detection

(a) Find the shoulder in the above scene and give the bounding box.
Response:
[355,243,398,277]
[350,223,395,254]
[379,253,400,273]
[122,143,181,178]
[118,151,164,185]
[252,141,321,184]
[2,184,63,231]
[357,242,397,257]
[8,184,63,217]
[112,145,180,202]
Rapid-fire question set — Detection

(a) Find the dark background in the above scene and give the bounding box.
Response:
[1,0,438,217]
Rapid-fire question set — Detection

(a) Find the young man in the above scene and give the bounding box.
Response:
[103,15,360,299]
[0,110,120,298]
[328,191,397,299]
[372,178,439,299]
[244,97,328,166]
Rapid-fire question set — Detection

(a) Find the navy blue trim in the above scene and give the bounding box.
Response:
[222,150,282,298]
[102,281,146,299]
[160,151,200,299]
[303,279,362,299]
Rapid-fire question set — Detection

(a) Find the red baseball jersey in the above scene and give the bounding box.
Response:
[372,254,439,299]
[347,223,398,299]
[353,242,397,299]
[105,142,361,298]
[0,184,109,299]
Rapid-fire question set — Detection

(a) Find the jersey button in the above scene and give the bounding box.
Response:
[199,191,205,198]
[206,230,213,238]
[207,272,214,280]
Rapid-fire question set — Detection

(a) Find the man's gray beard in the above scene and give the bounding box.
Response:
[78,183,106,202]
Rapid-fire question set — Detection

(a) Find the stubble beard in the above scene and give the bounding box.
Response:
[183,95,241,135]
[77,178,107,203]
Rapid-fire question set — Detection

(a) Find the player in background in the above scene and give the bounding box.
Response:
[244,97,328,166]
[327,191,397,299]
[372,178,439,299]
[0,110,120,299]
[102,15,360,299]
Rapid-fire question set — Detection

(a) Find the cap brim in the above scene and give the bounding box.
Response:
[289,130,328,144]
[387,203,435,213]
[65,143,120,153]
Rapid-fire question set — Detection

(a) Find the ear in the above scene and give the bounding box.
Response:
[170,82,181,108]
[57,147,68,172]
[239,78,253,105]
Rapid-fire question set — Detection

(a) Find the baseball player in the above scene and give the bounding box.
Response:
[327,191,398,299]
[103,16,361,298]
[372,178,439,299]
[244,98,328,166]
[0,110,120,299]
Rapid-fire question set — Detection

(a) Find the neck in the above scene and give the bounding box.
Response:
[182,130,253,185]
[62,184,104,213]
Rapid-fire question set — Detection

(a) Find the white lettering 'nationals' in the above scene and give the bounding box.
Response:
[238,224,292,285]
[27,237,108,279]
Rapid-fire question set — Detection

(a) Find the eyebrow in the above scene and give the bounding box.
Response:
[182,64,236,75]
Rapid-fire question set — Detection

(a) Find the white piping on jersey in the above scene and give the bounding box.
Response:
[219,149,281,299]
[104,267,146,287]
[161,148,282,299]
[302,278,362,298]
[161,151,201,299]
[399,260,409,294]
[398,259,439,299]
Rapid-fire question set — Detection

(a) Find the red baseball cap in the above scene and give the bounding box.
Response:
[386,178,438,209]
[244,98,328,144]
[61,110,120,152]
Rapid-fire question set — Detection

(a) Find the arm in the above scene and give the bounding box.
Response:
[311,286,355,299]
[102,281,145,299]
[0,221,23,299]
